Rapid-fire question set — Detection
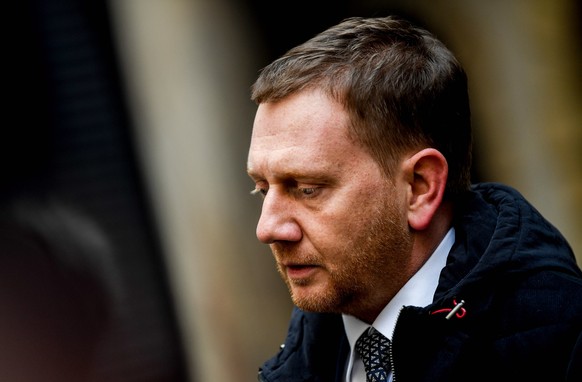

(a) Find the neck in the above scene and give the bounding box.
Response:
[410,200,454,273]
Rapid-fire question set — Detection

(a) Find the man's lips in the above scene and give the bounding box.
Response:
[284,263,319,279]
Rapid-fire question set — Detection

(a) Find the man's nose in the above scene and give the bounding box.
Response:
[256,191,302,244]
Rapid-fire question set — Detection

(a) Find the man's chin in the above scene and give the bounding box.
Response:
[289,284,338,313]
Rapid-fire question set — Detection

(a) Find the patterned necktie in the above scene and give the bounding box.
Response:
[355,327,392,382]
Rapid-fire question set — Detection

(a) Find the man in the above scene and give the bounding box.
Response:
[246,16,582,382]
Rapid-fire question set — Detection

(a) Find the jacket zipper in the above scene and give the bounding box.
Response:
[389,307,404,382]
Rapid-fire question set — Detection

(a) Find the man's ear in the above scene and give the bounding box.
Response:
[402,148,448,231]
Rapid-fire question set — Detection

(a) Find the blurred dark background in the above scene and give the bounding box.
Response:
[5,1,189,381]
[3,1,581,381]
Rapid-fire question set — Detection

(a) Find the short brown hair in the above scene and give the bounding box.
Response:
[251,16,472,197]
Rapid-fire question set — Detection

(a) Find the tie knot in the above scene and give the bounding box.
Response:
[355,327,392,382]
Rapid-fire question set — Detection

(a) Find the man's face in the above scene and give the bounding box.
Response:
[247,89,413,321]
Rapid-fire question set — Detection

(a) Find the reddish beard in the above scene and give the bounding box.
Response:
[271,196,413,320]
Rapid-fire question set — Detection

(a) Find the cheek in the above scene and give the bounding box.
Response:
[304,199,377,252]
[302,179,401,250]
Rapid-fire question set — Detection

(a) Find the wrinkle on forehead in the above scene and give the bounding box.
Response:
[247,132,355,182]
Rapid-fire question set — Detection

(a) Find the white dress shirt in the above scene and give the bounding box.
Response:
[342,228,455,382]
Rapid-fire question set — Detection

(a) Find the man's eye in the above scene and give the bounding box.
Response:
[250,188,268,197]
[297,187,321,198]
[301,188,317,195]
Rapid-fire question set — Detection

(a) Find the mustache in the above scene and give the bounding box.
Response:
[270,244,321,266]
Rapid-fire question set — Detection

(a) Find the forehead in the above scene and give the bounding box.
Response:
[252,90,348,143]
[247,89,375,178]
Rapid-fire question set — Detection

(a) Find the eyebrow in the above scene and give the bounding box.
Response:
[248,167,337,186]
